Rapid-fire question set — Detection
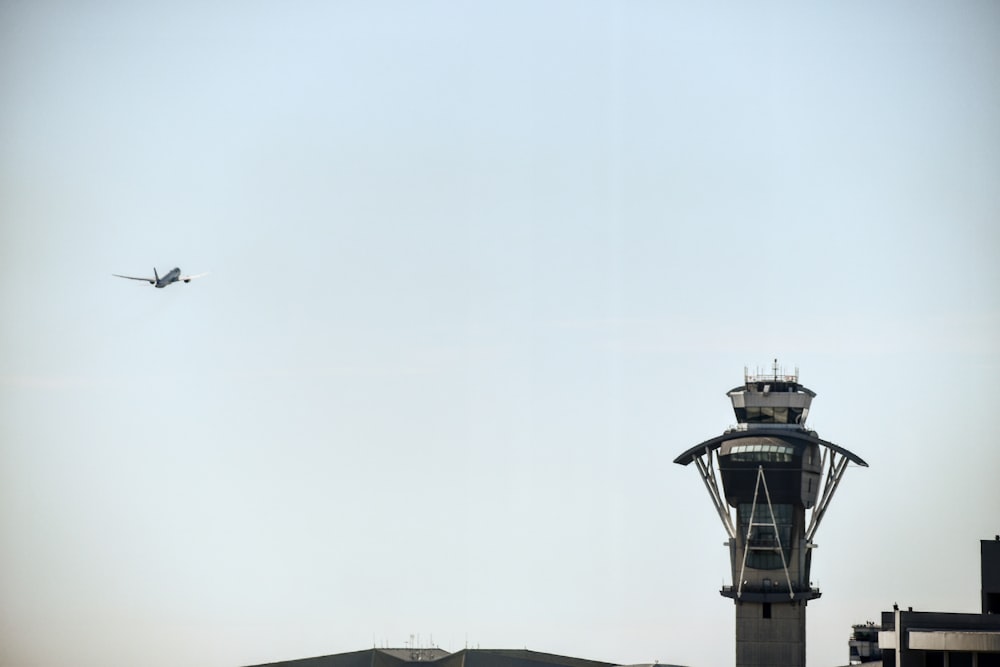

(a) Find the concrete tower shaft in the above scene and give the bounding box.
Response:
[674,366,867,667]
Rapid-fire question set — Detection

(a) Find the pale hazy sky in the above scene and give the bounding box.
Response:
[1,2,998,667]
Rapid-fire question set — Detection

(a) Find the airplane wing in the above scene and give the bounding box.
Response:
[180,272,209,282]
[112,273,155,284]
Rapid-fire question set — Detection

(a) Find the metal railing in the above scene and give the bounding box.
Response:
[744,361,799,384]
[721,583,820,595]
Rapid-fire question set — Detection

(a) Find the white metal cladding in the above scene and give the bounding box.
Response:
[728,391,814,410]
[907,629,1000,652]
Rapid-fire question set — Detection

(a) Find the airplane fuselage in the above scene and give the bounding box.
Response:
[155,267,182,288]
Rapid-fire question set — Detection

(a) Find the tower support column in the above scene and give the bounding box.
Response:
[736,600,806,667]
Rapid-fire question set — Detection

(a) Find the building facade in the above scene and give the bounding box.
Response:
[877,537,1000,666]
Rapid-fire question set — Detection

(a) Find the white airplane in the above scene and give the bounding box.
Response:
[112,267,208,288]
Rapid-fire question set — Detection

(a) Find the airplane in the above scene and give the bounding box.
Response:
[112,267,208,288]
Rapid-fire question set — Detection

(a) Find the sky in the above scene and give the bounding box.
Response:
[1,2,998,666]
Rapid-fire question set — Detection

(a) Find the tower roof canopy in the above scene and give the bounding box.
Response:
[673,427,868,467]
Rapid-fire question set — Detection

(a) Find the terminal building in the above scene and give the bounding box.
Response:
[849,622,882,665]
[243,648,686,667]
[875,537,1000,667]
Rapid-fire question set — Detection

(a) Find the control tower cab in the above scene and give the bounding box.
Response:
[674,363,866,667]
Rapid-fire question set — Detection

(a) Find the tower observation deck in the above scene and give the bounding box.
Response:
[674,363,867,667]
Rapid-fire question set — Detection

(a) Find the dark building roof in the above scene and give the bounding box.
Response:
[243,648,633,667]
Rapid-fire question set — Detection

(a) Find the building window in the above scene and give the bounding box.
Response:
[736,407,804,424]
[738,503,794,570]
[727,443,795,463]
[947,652,974,667]
[762,603,771,619]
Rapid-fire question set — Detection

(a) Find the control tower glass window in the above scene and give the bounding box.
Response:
[738,503,793,570]
[734,407,805,424]
[728,443,795,463]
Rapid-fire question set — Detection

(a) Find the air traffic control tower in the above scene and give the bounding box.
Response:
[674,363,867,667]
